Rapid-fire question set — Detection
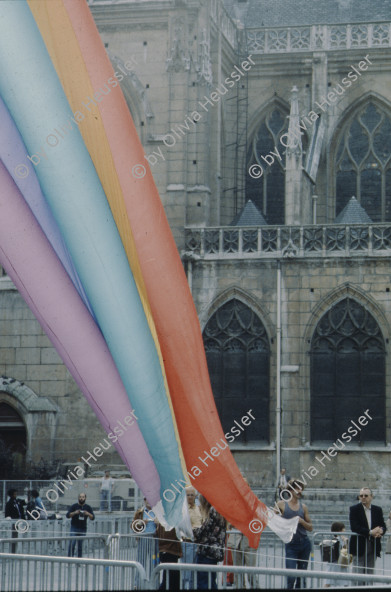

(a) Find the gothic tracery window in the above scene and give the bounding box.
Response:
[203,299,270,442]
[246,107,288,225]
[335,102,391,221]
[310,298,385,443]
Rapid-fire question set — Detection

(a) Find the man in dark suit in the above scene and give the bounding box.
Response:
[349,487,386,582]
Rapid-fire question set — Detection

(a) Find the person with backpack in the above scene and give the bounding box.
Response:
[320,521,351,588]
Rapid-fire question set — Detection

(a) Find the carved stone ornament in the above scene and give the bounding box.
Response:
[166,17,191,73]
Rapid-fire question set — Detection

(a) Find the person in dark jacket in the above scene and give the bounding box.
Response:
[5,489,26,519]
[349,487,386,582]
[66,493,94,558]
[155,522,182,591]
[194,495,227,590]
[5,488,26,553]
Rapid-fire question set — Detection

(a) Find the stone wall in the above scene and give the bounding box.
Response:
[191,255,391,490]
[0,284,121,467]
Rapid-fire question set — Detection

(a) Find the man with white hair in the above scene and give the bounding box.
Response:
[349,486,386,583]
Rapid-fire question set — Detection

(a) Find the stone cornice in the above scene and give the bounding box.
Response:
[90,1,173,28]
[247,22,391,55]
[184,224,391,260]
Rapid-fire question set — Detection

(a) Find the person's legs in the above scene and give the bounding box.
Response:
[76,531,85,558]
[285,541,299,589]
[243,536,258,589]
[107,489,112,512]
[232,542,245,588]
[68,526,77,557]
[295,537,311,589]
[159,551,179,590]
[68,527,84,558]
[352,554,366,586]
[182,541,196,589]
[224,545,234,586]
[352,541,375,586]
[100,489,108,511]
[365,540,376,575]
[196,555,217,590]
[11,525,18,554]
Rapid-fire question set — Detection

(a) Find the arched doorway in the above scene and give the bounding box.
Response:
[0,401,26,478]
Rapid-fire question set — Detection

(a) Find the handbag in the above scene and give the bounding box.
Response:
[319,538,339,563]
[338,546,353,567]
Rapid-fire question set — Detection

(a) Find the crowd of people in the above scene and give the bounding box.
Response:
[132,486,227,590]
[275,479,388,589]
[131,478,390,590]
[4,473,391,588]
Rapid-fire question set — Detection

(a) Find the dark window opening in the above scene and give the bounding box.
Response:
[310,298,385,443]
[335,102,391,221]
[203,299,270,442]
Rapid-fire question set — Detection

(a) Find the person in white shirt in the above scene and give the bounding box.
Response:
[100,469,114,512]
[275,468,291,501]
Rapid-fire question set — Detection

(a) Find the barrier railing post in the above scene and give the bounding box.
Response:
[103,534,112,590]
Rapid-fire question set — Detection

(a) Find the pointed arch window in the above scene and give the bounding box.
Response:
[246,107,288,225]
[335,102,391,221]
[203,299,270,442]
[310,298,385,443]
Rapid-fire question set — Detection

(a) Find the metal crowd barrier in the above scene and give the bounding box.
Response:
[0,514,133,538]
[0,552,147,591]
[312,530,391,587]
[152,562,391,589]
[106,533,158,586]
[3,554,391,591]
[0,515,135,538]
[2,528,391,590]
[0,535,108,559]
[224,529,285,589]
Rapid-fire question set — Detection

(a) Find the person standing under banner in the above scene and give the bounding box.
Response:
[276,479,313,589]
[229,477,259,589]
[182,486,202,589]
[132,497,158,586]
[194,495,227,590]
[155,522,182,591]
